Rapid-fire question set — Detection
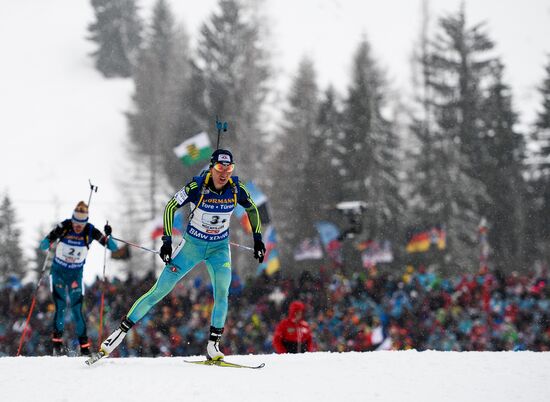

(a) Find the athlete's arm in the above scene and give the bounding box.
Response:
[237,182,262,241]
[40,219,70,250]
[91,226,118,251]
[163,180,200,236]
[46,219,72,241]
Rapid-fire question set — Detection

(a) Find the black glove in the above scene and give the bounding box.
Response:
[254,239,266,263]
[160,235,172,263]
[104,224,112,236]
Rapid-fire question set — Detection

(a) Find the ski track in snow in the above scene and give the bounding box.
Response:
[1,351,550,402]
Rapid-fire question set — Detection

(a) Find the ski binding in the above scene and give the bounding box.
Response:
[85,351,106,366]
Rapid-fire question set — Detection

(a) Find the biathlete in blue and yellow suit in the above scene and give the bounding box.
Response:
[98,149,266,360]
[39,201,118,356]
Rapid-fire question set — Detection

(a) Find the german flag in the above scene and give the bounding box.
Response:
[406,225,446,253]
[406,231,431,253]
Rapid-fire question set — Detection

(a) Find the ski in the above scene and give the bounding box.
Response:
[85,351,106,366]
[85,353,264,369]
[184,359,265,369]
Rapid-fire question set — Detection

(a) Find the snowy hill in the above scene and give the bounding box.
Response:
[1,0,134,284]
[1,351,550,402]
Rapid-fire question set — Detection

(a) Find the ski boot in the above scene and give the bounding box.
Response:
[206,326,224,361]
[52,332,66,356]
[88,316,134,364]
[79,336,91,356]
[101,317,134,355]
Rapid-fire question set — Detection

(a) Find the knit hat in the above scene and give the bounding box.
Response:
[210,149,234,166]
[72,201,89,224]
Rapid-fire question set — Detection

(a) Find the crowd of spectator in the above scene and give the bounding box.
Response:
[1,262,549,357]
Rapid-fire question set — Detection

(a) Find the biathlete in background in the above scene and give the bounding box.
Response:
[40,201,118,356]
[96,149,266,361]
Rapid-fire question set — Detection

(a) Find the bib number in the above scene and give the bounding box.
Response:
[56,243,88,264]
[202,213,227,230]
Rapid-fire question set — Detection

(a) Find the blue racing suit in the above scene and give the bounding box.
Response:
[41,220,117,340]
[126,173,262,328]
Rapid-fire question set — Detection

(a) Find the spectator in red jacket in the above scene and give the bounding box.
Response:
[273,301,314,353]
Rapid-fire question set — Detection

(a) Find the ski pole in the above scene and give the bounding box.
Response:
[112,236,253,253]
[87,179,98,208]
[215,116,228,149]
[16,244,54,356]
[110,236,160,254]
[230,242,254,251]
[98,221,109,348]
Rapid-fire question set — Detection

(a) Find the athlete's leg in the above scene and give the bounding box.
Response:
[68,270,86,337]
[50,267,67,334]
[100,237,203,356]
[205,256,232,328]
[204,242,231,360]
[67,269,90,355]
[126,238,203,323]
[50,265,67,355]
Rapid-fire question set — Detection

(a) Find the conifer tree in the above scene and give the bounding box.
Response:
[342,38,404,243]
[478,61,527,269]
[124,0,191,270]
[127,0,191,188]
[194,0,271,174]
[88,0,143,78]
[535,56,550,149]
[117,142,173,274]
[271,58,319,264]
[409,7,496,270]
[314,86,346,213]
[528,55,550,259]
[0,193,25,282]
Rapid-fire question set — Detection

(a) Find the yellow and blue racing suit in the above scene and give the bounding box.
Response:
[126,174,262,328]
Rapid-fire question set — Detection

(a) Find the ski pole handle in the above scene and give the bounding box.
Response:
[88,179,98,208]
[111,236,160,254]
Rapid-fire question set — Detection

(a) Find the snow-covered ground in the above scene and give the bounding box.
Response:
[1,351,549,402]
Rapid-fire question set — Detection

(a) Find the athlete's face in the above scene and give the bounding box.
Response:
[72,220,85,233]
[210,162,234,189]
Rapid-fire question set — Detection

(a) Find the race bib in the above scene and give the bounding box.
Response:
[200,213,229,233]
[188,204,233,240]
[56,243,88,265]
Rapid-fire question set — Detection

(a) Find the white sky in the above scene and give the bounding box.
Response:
[1,351,550,401]
[1,0,549,284]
